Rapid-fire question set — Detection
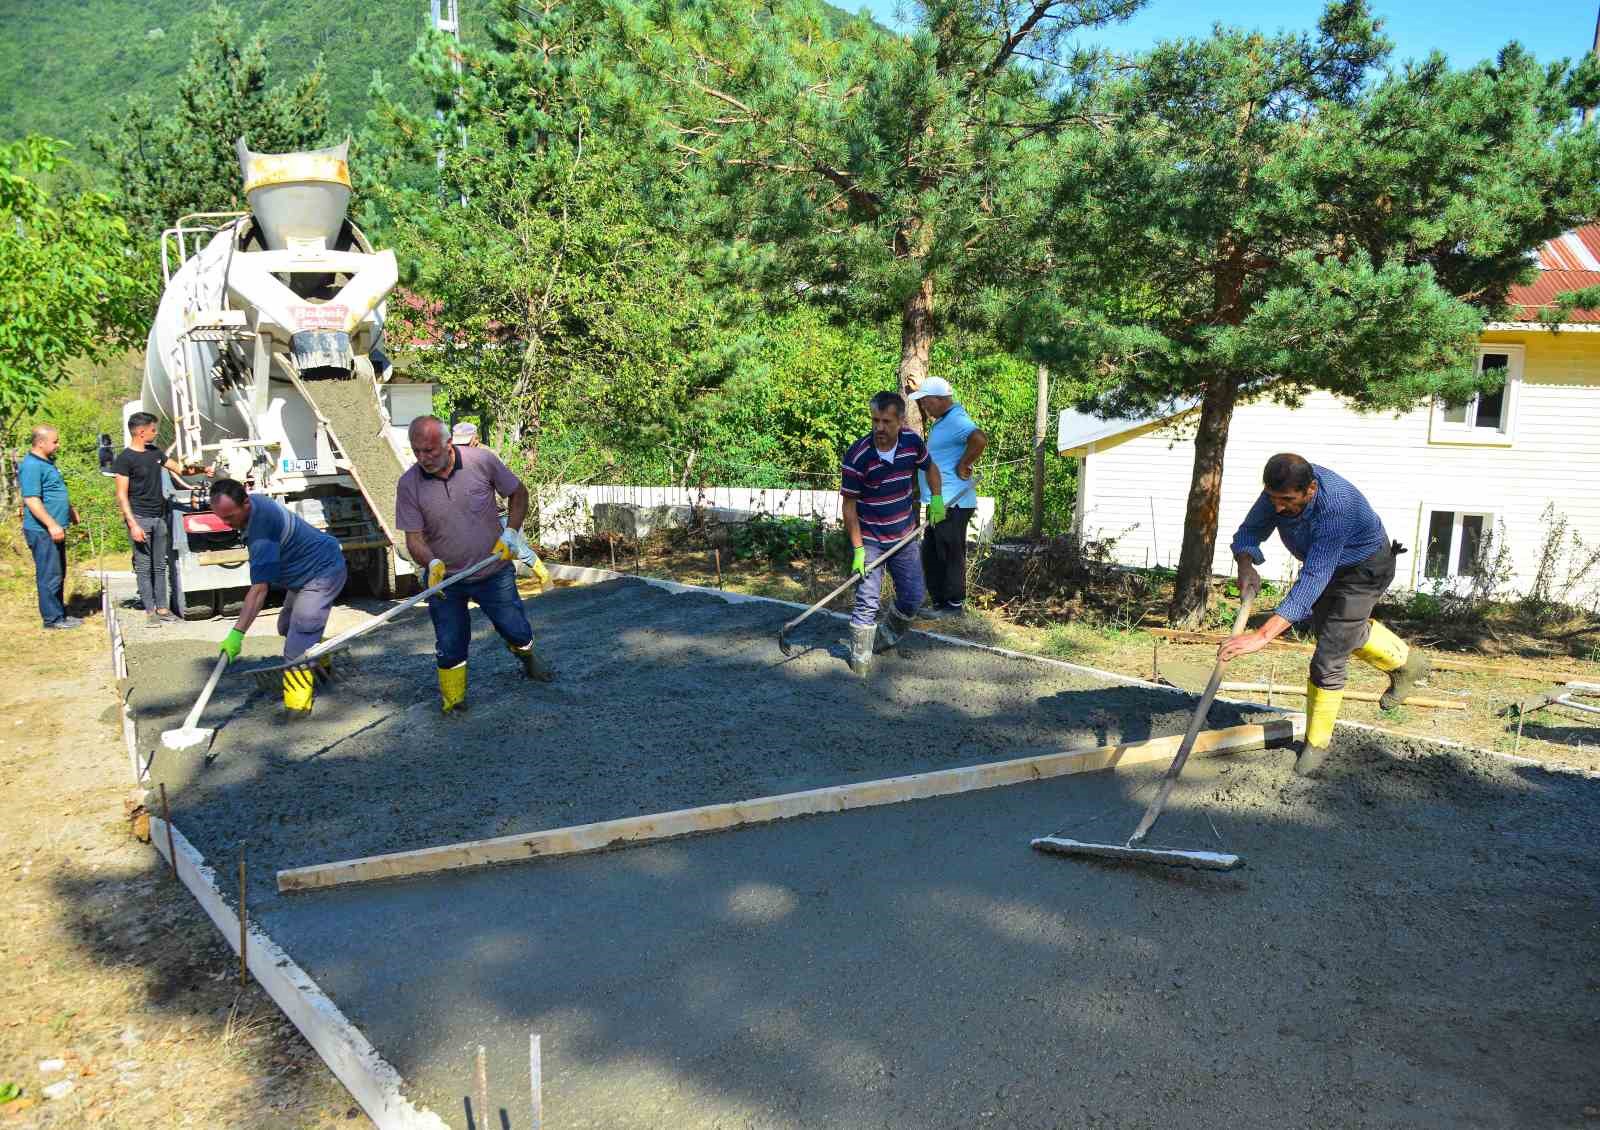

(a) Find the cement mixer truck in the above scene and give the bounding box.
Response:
[135,139,433,617]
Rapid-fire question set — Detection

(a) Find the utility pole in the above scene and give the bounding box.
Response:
[1586,3,1600,125]
[429,0,468,202]
[1031,362,1049,542]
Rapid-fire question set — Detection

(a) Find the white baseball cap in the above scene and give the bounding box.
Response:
[909,377,953,400]
[451,421,479,443]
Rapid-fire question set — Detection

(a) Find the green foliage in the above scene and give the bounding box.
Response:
[729,513,849,565]
[1044,1,1600,621]
[627,0,1145,412]
[0,138,147,440]
[6,354,142,560]
[89,5,333,238]
[0,0,455,150]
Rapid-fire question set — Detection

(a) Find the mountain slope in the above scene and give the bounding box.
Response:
[0,0,479,147]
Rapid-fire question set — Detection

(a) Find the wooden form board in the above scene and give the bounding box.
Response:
[105,592,447,1130]
[277,717,1303,893]
[1150,627,1577,682]
[150,818,449,1130]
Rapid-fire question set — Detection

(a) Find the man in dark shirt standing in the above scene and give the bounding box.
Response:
[1218,453,1430,776]
[113,412,201,624]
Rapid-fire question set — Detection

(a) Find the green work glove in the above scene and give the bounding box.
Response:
[851,546,867,578]
[219,628,245,661]
[927,494,946,525]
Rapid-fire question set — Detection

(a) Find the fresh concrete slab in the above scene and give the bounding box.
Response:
[115,578,1600,1128]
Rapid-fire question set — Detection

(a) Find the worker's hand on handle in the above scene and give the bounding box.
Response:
[1217,630,1268,664]
[1235,557,1262,604]
[927,494,946,526]
[851,546,867,579]
[219,628,245,662]
[494,526,531,565]
[427,558,447,589]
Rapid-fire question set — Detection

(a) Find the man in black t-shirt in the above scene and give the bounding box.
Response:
[113,412,206,623]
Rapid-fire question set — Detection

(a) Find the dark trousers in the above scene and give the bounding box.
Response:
[428,564,533,668]
[921,506,973,608]
[24,527,67,626]
[1307,542,1398,690]
[130,513,171,613]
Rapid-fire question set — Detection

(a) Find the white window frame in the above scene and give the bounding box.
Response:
[1428,344,1522,447]
[1415,504,1497,591]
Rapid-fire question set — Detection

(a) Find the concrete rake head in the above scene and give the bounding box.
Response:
[1031,835,1241,871]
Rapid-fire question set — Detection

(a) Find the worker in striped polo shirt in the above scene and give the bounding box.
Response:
[840,391,945,675]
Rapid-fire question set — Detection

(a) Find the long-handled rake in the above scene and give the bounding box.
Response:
[777,523,927,656]
[1031,586,1259,871]
[236,554,502,694]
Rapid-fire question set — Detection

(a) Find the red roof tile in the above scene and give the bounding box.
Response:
[1508,224,1600,322]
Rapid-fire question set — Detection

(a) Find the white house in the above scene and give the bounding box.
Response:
[1057,226,1600,597]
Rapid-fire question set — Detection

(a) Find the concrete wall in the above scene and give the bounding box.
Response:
[536,484,997,547]
[1075,329,1600,596]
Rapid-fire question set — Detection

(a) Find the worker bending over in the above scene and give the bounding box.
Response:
[396,416,553,714]
[840,391,943,675]
[1218,453,1429,775]
[210,478,348,719]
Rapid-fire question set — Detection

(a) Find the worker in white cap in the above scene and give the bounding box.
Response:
[450,420,482,447]
[908,377,987,617]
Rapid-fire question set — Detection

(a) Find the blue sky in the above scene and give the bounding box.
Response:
[856,0,1600,70]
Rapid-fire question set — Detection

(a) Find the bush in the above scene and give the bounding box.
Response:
[729,513,849,566]
[1521,505,1600,626]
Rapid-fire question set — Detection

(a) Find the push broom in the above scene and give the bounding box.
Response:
[1031,584,1259,871]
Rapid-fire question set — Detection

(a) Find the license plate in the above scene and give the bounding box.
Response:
[291,304,349,331]
[280,457,321,474]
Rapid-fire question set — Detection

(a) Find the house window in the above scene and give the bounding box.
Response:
[1430,346,1521,444]
[1423,509,1492,580]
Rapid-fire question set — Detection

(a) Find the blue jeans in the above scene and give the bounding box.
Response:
[850,535,926,627]
[24,527,67,626]
[428,564,532,668]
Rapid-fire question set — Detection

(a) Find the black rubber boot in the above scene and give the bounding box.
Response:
[508,640,556,682]
[875,608,915,654]
[1380,650,1431,710]
[847,623,876,675]
[1294,741,1331,777]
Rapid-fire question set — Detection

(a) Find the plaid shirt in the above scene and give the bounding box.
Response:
[840,429,930,541]
[1230,464,1388,624]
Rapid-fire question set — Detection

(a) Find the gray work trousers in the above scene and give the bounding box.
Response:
[277,565,348,659]
[130,514,171,612]
[1308,542,1398,690]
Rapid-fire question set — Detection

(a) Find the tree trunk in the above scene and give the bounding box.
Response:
[896,275,935,432]
[1168,373,1240,627]
[1031,363,1049,541]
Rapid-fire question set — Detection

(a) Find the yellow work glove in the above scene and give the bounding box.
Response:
[427,558,447,589]
[219,628,244,661]
[529,550,551,586]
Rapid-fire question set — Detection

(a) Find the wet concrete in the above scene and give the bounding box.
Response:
[119,580,1600,1128]
[128,579,1252,921]
[304,375,406,538]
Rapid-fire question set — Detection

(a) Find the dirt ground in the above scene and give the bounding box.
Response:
[0,562,373,1128]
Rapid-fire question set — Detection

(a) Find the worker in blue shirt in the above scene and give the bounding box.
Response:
[17,424,82,630]
[1218,453,1429,775]
[910,377,987,618]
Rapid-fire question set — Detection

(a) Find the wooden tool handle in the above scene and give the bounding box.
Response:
[1127,589,1256,845]
[778,523,927,638]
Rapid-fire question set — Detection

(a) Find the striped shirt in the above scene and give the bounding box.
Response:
[840,429,930,541]
[1230,464,1388,624]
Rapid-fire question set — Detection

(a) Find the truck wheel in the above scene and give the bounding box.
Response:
[359,547,395,600]
[181,589,221,621]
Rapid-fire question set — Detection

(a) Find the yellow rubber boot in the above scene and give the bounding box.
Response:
[1296,681,1344,776]
[283,667,315,717]
[1353,620,1408,672]
[438,662,468,714]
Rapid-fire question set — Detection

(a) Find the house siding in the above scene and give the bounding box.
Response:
[1075,330,1600,597]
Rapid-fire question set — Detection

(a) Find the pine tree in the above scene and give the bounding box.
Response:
[1043,1,1600,625]
[628,0,1143,428]
[91,4,331,236]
